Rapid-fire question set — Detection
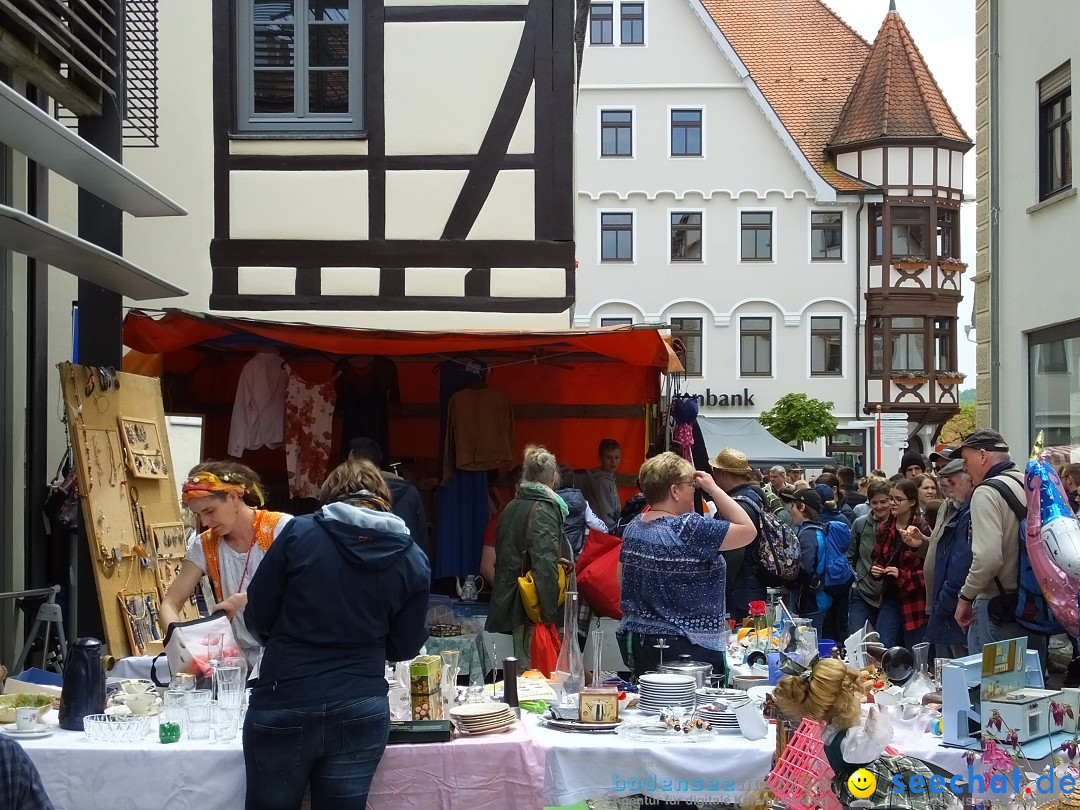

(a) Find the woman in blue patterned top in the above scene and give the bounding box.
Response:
[616,452,757,679]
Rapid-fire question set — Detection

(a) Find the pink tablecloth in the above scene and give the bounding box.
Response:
[367,721,547,810]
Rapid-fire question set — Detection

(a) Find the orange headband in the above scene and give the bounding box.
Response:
[181,472,250,504]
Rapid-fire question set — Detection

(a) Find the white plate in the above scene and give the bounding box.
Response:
[2,723,50,734]
[0,727,53,739]
[456,722,516,737]
[638,674,697,687]
[747,685,775,701]
[449,702,510,719]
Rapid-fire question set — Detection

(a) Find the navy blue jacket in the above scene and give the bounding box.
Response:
[924,500,972,646]
[245,503,431,709]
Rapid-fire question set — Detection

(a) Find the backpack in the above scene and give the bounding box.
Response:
[733,495,801,586]
[816,520,856,596]
[979,473,1063,635]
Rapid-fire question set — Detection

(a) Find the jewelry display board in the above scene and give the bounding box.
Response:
[60,362,199,659]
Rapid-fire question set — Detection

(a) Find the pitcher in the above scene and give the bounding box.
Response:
[456,574,485,603]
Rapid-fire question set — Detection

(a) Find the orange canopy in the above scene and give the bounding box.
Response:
[123,309,681,371]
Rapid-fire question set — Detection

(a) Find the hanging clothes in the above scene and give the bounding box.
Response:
[227,351,288,457]
[284,367,339,499]
[335,356,400,461]
[442,385,514,485]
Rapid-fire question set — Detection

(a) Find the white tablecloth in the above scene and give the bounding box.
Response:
[531,711,777,806]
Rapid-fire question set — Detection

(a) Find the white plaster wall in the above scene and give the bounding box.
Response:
[993,0,1079,444]
[230,171,369,240]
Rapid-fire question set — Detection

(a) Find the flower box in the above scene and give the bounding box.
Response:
[939,261,967,272]
[893,256,929,270]
[935,373,966,384]
[893,376,929,385]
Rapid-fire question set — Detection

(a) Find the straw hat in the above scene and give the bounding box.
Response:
[708,448,753,476]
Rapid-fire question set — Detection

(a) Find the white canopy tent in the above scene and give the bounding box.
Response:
[697,416,834,468]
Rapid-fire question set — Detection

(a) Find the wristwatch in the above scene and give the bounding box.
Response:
[958,593,974,603]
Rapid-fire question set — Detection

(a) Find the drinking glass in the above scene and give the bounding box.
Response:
[186,689,212,740]
[210,700,240,742]
[223,656,249,685]
[169,672,196,693]
[163,689,188,736]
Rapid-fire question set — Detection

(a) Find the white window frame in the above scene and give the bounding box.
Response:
[807,208,845,263]
[597,106,636,159]
[597,208,637,264]
[667,312,705,378]
[737,314,775,378]
[667,105,705,159]
[666,207,705,264]
[235,0,364,135]
[807,313,847,379]
[737,207,777,264]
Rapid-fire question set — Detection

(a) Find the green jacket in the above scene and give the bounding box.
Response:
[485,483,567,633]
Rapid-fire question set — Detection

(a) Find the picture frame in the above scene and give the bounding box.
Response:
[117,416,170,479]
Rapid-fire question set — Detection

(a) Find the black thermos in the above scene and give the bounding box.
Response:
[502,657,519,707]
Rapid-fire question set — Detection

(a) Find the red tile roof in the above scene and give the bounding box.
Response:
[829,8,972,148]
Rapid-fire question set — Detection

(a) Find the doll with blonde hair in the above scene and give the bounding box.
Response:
[773,656,953,809]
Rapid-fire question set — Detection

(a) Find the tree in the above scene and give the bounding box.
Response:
[758,393,838,447]
[939,402,976,444]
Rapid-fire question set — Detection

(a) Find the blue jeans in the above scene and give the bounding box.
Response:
[243,696,390,810]
[876,598,926,650]
[969,598,1049,674]
[848,591,880,637]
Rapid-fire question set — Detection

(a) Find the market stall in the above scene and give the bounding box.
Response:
[121,309,679,579]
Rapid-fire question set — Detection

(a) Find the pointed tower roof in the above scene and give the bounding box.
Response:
[829,4,971,149]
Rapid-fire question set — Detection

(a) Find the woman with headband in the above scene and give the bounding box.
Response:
[160,460,292,665]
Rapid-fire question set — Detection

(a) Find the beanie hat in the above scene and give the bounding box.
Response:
[899,451,927,475]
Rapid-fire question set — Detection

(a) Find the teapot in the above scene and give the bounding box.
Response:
[456,575,485,603]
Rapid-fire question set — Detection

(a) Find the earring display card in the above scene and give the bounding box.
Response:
[118,416,170,479]
[150,522,187,558]
[118,591,164,657]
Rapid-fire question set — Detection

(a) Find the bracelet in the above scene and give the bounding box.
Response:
[959,593,974,603]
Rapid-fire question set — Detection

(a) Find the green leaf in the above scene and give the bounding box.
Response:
[758,393,838,445]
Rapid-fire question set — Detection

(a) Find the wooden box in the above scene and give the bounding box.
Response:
[579,686,619,723]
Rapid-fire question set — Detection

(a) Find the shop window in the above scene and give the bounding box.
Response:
[828,430,866,476]
[670,317,702,376]
[740,317,772,376]
[740,212,772,262]
[670,212,702,261]
[590,3,613,45]
[670,109,702,156]
[936,209,957,260]
[620,2,644,44]
[810,212,842,261]
[890,207,929,259]
[891,316,926,372]
[236,0,363,134]
[1030,321,1080,447]
[811,317,843,376]
[1040,62,1072,200]
[600,109,633,157]
[600,212,633,261]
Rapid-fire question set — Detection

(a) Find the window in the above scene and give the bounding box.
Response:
[810,212,843,261]
[870,204,883,260]
[1040,62,1072,199]
[934,317,954,371]
[811,317,843,376]
[600,110,632,157]
[890,207,929,259]
[936,209,957,260]
[590,3,613,45]
[869,318,884,373]
[890,316,926,372]
[740,212,773,262]
[237,0,363,134]
[670,110,702,156]
[1036,341,1069,374]
[670,212,702,261]
[600,317,633,327]
[620,3,644,44]
[1030,320,1080,447]
[670,317,702,376]
[740,317,772,376]
[828,430,866,476]
[600,212,633,261]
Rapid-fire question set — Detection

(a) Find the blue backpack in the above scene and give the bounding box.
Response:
[980,474,1063,635]
[816,520,855,597]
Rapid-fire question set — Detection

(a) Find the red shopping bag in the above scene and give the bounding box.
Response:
[530,622,561,678]
[576,528,622,619]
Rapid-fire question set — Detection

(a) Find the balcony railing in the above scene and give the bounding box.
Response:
[868,258,964,294]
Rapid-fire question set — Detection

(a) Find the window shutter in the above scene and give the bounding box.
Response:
[1040,61,1071,103]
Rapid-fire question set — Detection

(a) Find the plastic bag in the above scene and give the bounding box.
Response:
[530,622,561,678]
[576,529,622,619]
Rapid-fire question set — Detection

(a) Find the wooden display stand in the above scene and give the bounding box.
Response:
[59,362,199,659]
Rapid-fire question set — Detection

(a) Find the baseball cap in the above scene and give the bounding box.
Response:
[791,488,823,511]
[929,447,958,464]
[939,458,965,476]
[960,429,1010,453]
[777,486,796,502]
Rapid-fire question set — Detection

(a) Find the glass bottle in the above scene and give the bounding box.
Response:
[555,591,586,704]
[903,642,935,701]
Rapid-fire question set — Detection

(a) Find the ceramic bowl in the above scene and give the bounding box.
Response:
[0,694,52,724]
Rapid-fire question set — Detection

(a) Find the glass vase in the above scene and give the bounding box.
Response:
[903,642,935,702]
[555,591,585,704]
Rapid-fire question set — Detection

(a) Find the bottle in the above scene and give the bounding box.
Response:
[59,637,107,731]
[554,592,586,702]
[903,642,935,702]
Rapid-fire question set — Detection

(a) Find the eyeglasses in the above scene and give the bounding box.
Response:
[676,479,697,488]
[889,496,910,503]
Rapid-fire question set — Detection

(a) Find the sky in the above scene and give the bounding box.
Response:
[822,0,978,379]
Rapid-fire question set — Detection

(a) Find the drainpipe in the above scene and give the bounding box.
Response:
[855,194,866,419]
[989,0,1001,429]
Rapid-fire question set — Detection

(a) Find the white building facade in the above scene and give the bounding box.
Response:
[977,0,1076,450]
[575,0,972,470]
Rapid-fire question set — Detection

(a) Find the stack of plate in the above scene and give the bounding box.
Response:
[694,693,750,734]
[637,673,696,713]
[448,702,517,736]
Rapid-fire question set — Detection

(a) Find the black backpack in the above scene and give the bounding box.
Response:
[732,495,802,586]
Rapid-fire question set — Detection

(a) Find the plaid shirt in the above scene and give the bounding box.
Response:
[871,514,931,631]
[0,736,54,809]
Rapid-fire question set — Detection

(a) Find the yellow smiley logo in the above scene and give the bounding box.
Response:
[847,768,877,799]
